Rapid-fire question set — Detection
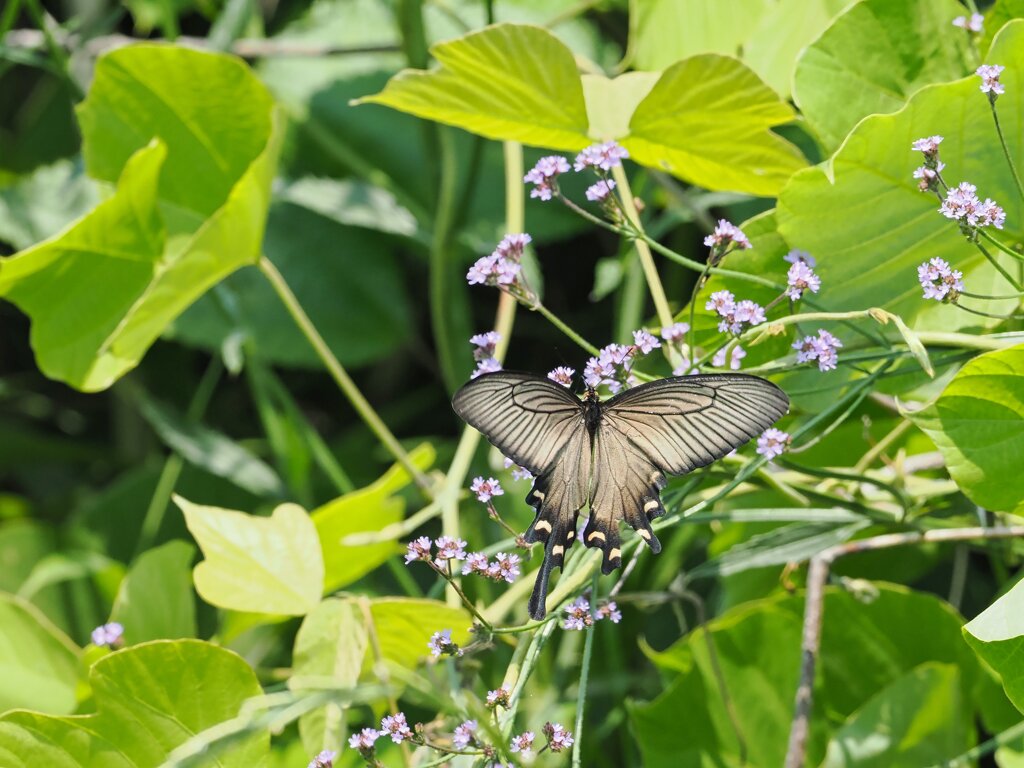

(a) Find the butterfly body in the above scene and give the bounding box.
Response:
[452,371,789,619]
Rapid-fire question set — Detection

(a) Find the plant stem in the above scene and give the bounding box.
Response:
[22,0,83,100]
[989,101,1024,203]
[611,165,675,331]
[531,301,600,355]
[642,233,783,290]
[955,301,1023,320]
[572,569,599,768]
[783,525,1024,768]
[430,126,462,391]
[133,356,223,559]
[933,719,1024,768]
[915,330,1024,349]
[258,255,432,493]
[976,240,1024,290]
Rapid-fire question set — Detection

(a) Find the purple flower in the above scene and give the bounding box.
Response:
[470,476,504,503]
[911,135,943,156]
[467,253,521,286]
[785,260,821,300]
[756,428,790,459]
[706,290,736,316]
[672,357,700,376]
[91,622,124,648]
[524,155,570,201]
[496,233,532,260]
[574,141,629,172]
[510,731,535,756]
[503,456,533,481]
[913,163,945,192]
[584,343,637,391]
[977,64,1005,96]
[462,552,491,576]
[471,357,503,379]
[632,328,662,354]
[703,219,751,250]
[784,250,816,267]
[470,331,501,361]
[563,596,593,631]
[661,322,690,342]
[953,13,983,33]
[348,728,380,751]
[491,552,521,583]
[940,182,1005,230]
[712,345,746,370]
[547,366,575,388]
[585,179,617,202]
[405,536,432,564]
[595,601,622,623]
[308,749,337,768]
[544,722,575,752]
[917,257,964,302]
[428,629,463,658]
[793,330,843,372]
[486,686,511,708]
[733,300,766,326]
[453,720,478,750]
[708,292,765,335]
[435,536,468,564]
[380,712,413,743]
[977,198,1006,229]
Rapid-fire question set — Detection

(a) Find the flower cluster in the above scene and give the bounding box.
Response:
[453,719,478,749]
[912,135,945,193]
[712,345,746,370]
[939,182,1006,233]
[510,731,535,756]
[462,551,521,583]
[503,456,533,481]
[547,366,575,388]
[756,428,791,460]
[583,329,661,392]
[706,290,766,335]
[428,629,464,658]
[404,535,469,568]
[344,712,417,762]
[543,722,575,752]
[953,13,983,33]
[917,257,964,303]
[466,234,534,301]
[91,622,125,648]
[793,330,843,372]
[785,259,821,301]
[977,64,1005,98]
[308,749,337,768]
[348,728,380,753]
[380,712,414,743]
[704,218,751,263]
[562,596,621,630]
[524,141,629,202]
[471,476,504,502]
[469,331,502,378]
[486,685,511,708]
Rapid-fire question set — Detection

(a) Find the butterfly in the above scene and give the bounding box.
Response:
[452,371,789,619]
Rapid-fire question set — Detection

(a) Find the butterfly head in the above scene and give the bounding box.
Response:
[582,387,600,403]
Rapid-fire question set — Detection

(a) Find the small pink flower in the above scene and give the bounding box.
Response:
[574,141,629,171]
[348,728,380,751]
[660,322,690,342]
[486,686,511,708]
[434,536,468,563]
[503,456,533,481]
[911,135,943,156]
[756,428,790,459]
[404,536,432,564]
[471,357,503,378]
[632,328,661,354]
[595,601,621,623]
[953,13,983,33]
[585,178,616,202]
[462,552,491,576]
[524,156,570,201]
[977,64,1005,96]
[510,731,535,756]
[785,260,821,300]
[563,596,593,631]
[380,712,413,743]
[469,331,500,360]
[453,719,478,749]
[470,476,504,503]
[703,219,751,250]
[547,366,575,388]
[544,722,575,752]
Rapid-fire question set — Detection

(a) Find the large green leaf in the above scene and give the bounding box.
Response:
[777,21,1024,332]
[177,496,324,616]
[0,45,283,392]
[0,640,267,767]
[821,663,970,767]
[965,575,1024,713]
[793,0,970,152]
[909,344,1024,513]
[0,161,98,251]
[0,593,81,715]
[357,23,591,151]
[314,444,434,592]
[110,541,197,643]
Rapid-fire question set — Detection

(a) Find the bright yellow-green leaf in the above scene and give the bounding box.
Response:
[356,23,590,151]
[624,55,806,196]
[110,540,197,643]
[581,72,660,141]
[966,575,1024,713]
[178,496,324,616]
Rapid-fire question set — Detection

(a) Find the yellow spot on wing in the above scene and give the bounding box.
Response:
[644,499,660,512]
[609,548,621,560]
[587,531,606,543]
[533,520,552,533]
[552,545,564,556]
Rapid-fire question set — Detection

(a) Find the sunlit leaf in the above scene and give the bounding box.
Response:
[965,574,1024,713]
[110,540,197,643]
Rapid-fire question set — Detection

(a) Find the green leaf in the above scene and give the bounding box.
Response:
[137,393,286,498]
[365,598,473,673]
[177,496,324,615]
[0,593,81,715]
[0,160,99,251]
[965,574,1024,713]
[821,663,969,767]
[624,55,806,196]
[314,443,434,592]
[982,0,1024,54]
[356,23,591,151]
[793,0,970,152]
[0,520,69,627]
[908,344,1024,513]
[777,21,1024,333]
[0,640,267,767]
[110,540,197,643]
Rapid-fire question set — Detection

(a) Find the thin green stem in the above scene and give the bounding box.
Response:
[23,0,83,99]
[687,261,712,366]
[0,0,23,38]
[933,719,1024,768]
[642,233,783,290]
[989,100,1024,203]
[611,165,675,331]
[258,255,433,493]
[960,287,1024,299]
[532,302,600,356]
[956,301,1024,320]
[430,126,462,391]
[134,356,223,559]
[979,229,1024,262]
[571,569,599,768]
[976,240,1024,290]
[915,330,1024,350]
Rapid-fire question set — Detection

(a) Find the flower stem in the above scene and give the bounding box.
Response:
[258,255,433,493]
[955,302,1024,320]
[989,101,1024,203]
[611,164,676,331]
[436,566,492,630]
[571,569,599,768]
[979,229,1024,262]
[641,233,784,290]
[531,301,600,355]
[974,240,1023,290]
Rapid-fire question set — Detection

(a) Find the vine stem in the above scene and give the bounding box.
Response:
[979,229,1024,262]
[611,164,675,331]
[531,301,600,355]
[989,100,1024,203]
[975,240,1023,291]
[571,569,599,768]
[783,525,1024,768]
[258,255,433,493]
